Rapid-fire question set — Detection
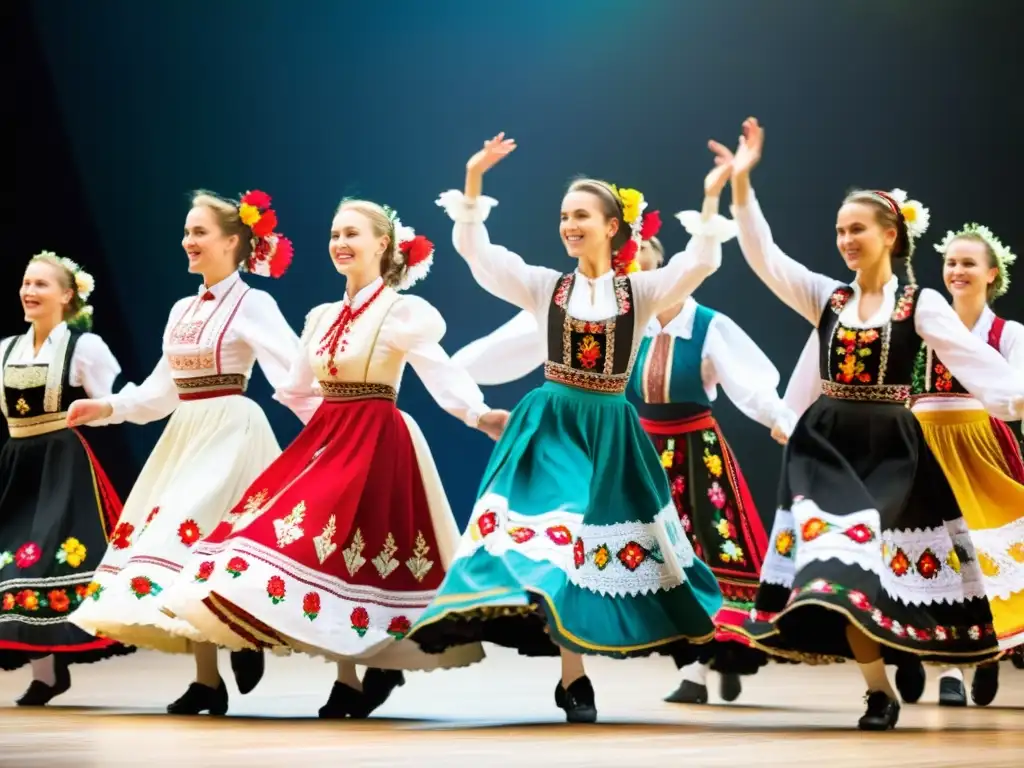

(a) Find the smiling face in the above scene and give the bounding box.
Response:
[835,201,899,273]
[182,204,240,276]
[20,260,73,325]
[943,237,998,303]
[559,189,620,261]
[329,205,390,281]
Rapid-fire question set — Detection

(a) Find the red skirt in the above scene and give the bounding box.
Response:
[640,409,769,667]
[167,393,482,670]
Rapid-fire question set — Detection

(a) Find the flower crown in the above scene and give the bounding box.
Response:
[29,250,96,329]
[607,183,662,275]
[934,222,1017,298]
[872,188,930,240]
[237,190,294,278]
[380,204,435,290]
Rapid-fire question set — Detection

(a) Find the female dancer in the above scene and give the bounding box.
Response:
[449,235,798,706]
[162,199,506,719]
[1,252,131,705]
[409,133,735,724]
[903,223,1023,707]
[66,190,309,714]
[721,117,1024,731]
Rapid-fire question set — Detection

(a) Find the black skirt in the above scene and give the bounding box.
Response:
[0,427,134,670]
[740,396,998,666]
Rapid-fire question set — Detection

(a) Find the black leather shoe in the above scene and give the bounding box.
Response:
[664,680,708,704]
[15,657,71,707]
[857,690,900,731]
[230,649,265,695]
[554,675,597,723]
[318,681,366,719]
[894,659,925,703]
[348,668,405,719]
[971,662,999,706]
[719,672,742,702]
[937,676,966,707]
[167,679,229,715]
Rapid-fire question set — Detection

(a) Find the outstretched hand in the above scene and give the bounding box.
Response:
[477,408,510,441]
[66,399,113,428]
[705,139,735,196]
[731,117,764,177]
[467,132,517,177]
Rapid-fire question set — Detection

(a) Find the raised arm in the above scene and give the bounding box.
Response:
[916,288,1024,421]
[271,303,332,425]
[704,314,797,437]
[450,308,546,386]
[721,118,843,325]
[437,133,559,313]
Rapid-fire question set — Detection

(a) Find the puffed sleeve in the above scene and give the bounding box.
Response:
[915,288,1024,421]
[703,313,797,435]
[388,295,490,427]
[98,303,183,425]
[450,309,546,386]
[629,206,734,317]
[234,290,319,423]
[271,302,334,425]
[781,329,822,420]
[731,190,845,326]
[436,190,561,313]
[69,332,122,398]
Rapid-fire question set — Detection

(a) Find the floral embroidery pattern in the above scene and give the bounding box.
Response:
[351,606,370,636]
[0,551,13,568]
[14,542,41,569]
[387,615,411,640]
[774,528,795,557]
[405,531,435,582]
[110,521,135,550]
[884,540,969,579]
[829,287,853,313]
[553,275,572,309]
[892,284,916,322]
[834,328,879,384]
[574,538,666,572]
[195,561,215,582]
[55,537,87,568]
[225,556,249,578]
[613,276,632,315]
[130,576,162,599]
[267,575,286,604]
[178,519,202,547]
[932,361,953,392]
[139,506,160,538]
[576,335,603,369]
[302,592,321,621]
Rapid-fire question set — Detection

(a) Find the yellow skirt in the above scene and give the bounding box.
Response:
[916,407,1024,649]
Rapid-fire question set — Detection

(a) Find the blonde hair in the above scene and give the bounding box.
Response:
[191,190,254,267]
[335,199,404,287]
[27,253,92,330]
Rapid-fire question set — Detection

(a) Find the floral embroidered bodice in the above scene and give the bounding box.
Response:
[920,315,1007,395]
[543,273,637,394]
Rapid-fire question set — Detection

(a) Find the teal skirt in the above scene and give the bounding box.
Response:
[409,381,722,660]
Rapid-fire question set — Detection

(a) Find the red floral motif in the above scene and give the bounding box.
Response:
[545,525,573,546]
[707,483,726,509]
[573,539,585,569]
[225,557,249,578]
[916,549,941,579]
[130,576,160,599]
[843,523,875,544]
[14,542,41,569]
[890,548,911,576]
[800,518,830,542]
[507,526,536,544]
[48,589,70,612]
[177,519,202,547]
[829,287,853,313]
[617,541,647,572]
[266,575,286,604]
[807,579,834,594]
[387,615,411,639]
[613,277,631,314]
[670,475,685,497]
[576,335,602,369]
[351,606,370,637]
[195,561,215,583]
[933,362,953,392]
[15,590,39,610]
[848,590,871,611]
[892,284,916,322]
[554,274,572,308]
[302,592,321,621]
[110,521,135,550]
[1,593,14,611]
[478,511,498,537]
[834,328,878,384]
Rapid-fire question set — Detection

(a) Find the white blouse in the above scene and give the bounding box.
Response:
[436,189,736,362]
[0,322,120,399]
[100,272,309,424]
[451,299,797,435]
[732,190,1024,422]
[274,276,490,428]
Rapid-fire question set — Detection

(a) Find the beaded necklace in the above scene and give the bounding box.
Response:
[316,282,387,376]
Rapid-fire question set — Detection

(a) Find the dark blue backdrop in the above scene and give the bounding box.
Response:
[11,0,1022,528]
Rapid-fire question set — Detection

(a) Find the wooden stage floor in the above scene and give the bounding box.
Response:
[1,647,1022,767]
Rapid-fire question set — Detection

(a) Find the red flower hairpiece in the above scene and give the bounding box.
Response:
[238,190,292,278]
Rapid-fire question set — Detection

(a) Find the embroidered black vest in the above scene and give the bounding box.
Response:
[917,315,1006,396]
[1,329,85,434]
[543,273,637,394]
[816,284,920,404]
